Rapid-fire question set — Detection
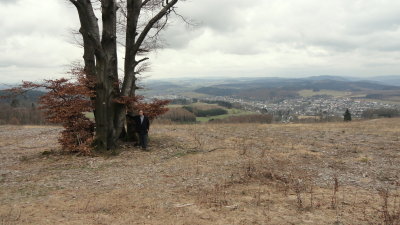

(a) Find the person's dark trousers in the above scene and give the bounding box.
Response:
[138,132,148,150]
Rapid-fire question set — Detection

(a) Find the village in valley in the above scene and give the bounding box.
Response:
[152,93,400,121]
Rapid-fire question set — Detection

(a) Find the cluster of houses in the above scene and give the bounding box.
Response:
[152,94,400,120]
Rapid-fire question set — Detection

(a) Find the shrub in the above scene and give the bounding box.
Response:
[344,109,352,122]
[2,68,169,154]
[362,108,400,119]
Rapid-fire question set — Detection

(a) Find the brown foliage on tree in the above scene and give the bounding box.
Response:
[2,67,169,154]
[5,69,96,154]
[3,0,183,151]
[115,95,169,142]
[114,95,170,120]
[68,0,184,150]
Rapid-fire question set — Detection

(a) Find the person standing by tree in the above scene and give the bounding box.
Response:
[68,0,182,150]
[344,108,352,122]
[128,109,150,150]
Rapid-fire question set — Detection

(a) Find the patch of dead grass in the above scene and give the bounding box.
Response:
[1,119,400,224]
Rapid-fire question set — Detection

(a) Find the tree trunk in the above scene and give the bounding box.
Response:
[115,0,142,142]
[93,59,109,150]
[126,115,139,143]
[70,0,180,150]
[97,0,119,150]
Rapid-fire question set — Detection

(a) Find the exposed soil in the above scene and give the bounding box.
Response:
[1,119,400,224]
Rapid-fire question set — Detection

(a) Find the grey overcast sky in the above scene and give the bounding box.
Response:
[1,0,400,83]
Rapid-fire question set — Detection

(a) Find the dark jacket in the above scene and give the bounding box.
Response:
[127,114,150,134]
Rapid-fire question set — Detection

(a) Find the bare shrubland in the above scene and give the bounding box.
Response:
[1,118,400,224]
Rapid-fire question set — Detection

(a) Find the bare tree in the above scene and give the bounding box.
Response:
[69,0,181,150]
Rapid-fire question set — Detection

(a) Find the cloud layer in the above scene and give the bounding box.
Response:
[0,0,80,82]
[1,0,400,83]
[150,0,400,78]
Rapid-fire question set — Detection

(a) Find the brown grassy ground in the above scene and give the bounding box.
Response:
[1,119,400,224]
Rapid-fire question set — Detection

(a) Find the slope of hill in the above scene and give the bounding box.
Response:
[0,89,45,106]
[1,119,400,224]
[191,76,400,101]
[367,75,400,86]
[132,76,400,102]
[195,78,400,94]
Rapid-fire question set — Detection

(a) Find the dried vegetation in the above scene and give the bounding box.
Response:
[1,118,400,224]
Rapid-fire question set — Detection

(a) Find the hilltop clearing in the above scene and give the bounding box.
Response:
[1,119,400,224]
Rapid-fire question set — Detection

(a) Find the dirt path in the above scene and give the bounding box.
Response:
[1,119,400,224]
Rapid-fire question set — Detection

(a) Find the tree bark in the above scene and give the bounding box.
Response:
[119,0,179,141]
[70,0,180,149]
[70,0,108,150]
[98,0,119,149]
[70,0,98,80]
[71,0,119,150]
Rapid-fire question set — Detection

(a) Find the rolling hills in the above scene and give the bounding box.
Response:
[140,75,400,102]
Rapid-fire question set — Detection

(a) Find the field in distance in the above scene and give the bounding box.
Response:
[298,89,400,103]
[167,102,256,122]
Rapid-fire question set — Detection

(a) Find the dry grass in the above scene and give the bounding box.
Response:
[1,118,400,224]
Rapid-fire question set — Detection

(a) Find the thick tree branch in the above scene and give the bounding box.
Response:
[121,0,143,96]
[132,0,178,55]
[147,13,169,40]
[100,0,119,85]
[70,0,103,58]
[137,57,149,64]
[141,0,151,7]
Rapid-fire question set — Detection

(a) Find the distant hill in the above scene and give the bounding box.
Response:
[0,89,45,106]
[305,75,350,81]
[0,83,16,90]
[193,77,400,99]
[140,81,182,90]
[135,75,400,101]
[365,75,400,86]
[8,75,392,102]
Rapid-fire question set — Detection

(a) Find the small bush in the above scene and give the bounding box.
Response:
[362,108,400,119]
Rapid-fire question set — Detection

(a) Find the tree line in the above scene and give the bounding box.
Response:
[361,108,400,118]
[182,106,228,117]
[0,103,46,125]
